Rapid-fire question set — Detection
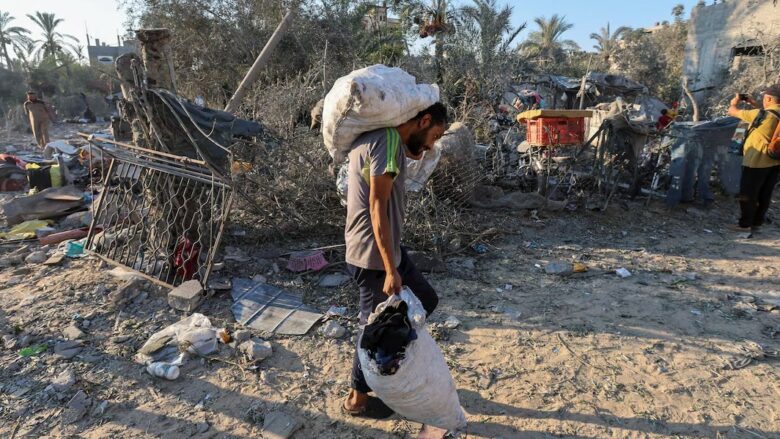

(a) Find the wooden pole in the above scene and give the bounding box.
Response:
[682,76,700,122]
[578,54,593,110]
[224,10,294,114]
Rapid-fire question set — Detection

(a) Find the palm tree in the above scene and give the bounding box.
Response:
[672,4,685,22]
[26,11,78,61]
[521,14,577,66]
[0,12,30,70]
[399,0,458,83]
[460,0,526,68]
[590,23,629,65]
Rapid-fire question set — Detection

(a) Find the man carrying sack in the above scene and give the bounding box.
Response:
[727,84,780,236]
[342,103,447,421]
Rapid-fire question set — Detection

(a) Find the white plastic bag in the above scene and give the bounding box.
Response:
[405,145,442,192]
[358,287,467,432]
[322,65,439,164]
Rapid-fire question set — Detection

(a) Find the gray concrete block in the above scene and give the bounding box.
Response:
[167,280,204,312]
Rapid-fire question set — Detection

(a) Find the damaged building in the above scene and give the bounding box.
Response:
[683,0,780,103]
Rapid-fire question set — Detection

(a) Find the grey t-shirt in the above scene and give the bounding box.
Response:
[345,128,406,271]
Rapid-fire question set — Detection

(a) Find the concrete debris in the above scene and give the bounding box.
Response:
[231,329,251,347]
[109,278,146,309]
[54,340,84,360]
[239,338,273,362]
[48,369,77,393]
[318,273,350,288]
[63,323,86,340]
[25,250,49,264]
[320,320,346,339]
[443,316,461,329]
[262,411,300,439]
[168,280,204,312]
[62,390,91,425]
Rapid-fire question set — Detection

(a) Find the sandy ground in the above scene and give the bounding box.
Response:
[0,123,779,438]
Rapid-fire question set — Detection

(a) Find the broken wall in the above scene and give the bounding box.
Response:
[683,0,780,102]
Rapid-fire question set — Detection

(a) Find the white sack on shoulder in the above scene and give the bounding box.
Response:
[322,65,439,164]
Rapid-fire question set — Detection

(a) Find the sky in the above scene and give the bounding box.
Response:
[2,0,701,56]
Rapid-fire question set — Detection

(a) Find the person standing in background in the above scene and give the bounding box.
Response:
[23,91,54,149]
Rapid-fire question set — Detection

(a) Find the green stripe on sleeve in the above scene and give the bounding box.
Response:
[385,128,399,175]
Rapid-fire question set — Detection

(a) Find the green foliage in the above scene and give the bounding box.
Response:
[590,23,629,65]
[521,14,578,67]
[614,22,687,103]
[26,11,78,60]
[0,11,31,70]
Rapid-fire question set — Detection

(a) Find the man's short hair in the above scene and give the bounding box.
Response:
[661,109,668,115]
[411,102,448,126]
[763,83,780,100]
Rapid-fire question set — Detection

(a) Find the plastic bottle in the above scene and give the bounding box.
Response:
[146,362,180,380]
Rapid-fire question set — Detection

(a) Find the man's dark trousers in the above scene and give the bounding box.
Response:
[739,165,780,227]
[347,247,438,393]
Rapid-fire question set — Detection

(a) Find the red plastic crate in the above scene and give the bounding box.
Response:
[526,117,586,146]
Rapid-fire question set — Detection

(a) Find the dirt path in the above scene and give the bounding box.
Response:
[0,126,778,438]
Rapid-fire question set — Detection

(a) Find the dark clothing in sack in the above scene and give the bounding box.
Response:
[349,247,438,393]
[360,302,417,375]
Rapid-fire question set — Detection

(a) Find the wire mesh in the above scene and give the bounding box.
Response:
[85,140,232,287]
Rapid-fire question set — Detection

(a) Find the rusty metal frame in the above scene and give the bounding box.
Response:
[81,134,233,288]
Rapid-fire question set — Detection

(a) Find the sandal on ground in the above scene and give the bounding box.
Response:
[341,396,395,419]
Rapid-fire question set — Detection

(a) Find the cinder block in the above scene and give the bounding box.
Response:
[168,280,204,312]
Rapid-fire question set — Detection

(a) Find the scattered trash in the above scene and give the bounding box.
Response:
[39,227,90,246]
[2,185,85,226]
[615,268,632,278]
[286,250,328,272]
[19,344,48,357]
[231,278,322,335]
[319,320,346,339]
[573,262,588,273]
[318,273,350,288]
[0,220,51,240]
[326,306,347,317]
[690,309,702,316]
[724,341,779,370]
[471,243,489,254]
[545,261,573,275]
[443,316,461,329]
[65,241,85,258]
[136,313,218,364]
[504,284,513,291]
[147,361,181,380]
[239,338,273,362]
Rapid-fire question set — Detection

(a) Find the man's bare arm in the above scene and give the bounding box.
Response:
[369,173,401,295]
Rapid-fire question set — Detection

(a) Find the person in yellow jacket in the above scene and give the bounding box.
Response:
[727,84,780,235]
[23,91,54,149]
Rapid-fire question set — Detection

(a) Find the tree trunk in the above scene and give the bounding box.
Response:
[434,34,444,85]
[136,29,177,92]
[2,45,12,70]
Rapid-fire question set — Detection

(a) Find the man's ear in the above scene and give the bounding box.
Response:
[419,114,432,129]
